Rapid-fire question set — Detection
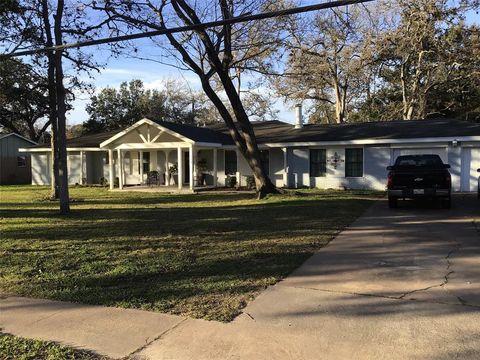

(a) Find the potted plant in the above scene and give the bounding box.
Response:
[169,163,178,185]
[196,158,208,186]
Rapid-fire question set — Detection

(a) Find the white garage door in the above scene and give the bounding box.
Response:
[461,148,480,192]
[393,147,448,164]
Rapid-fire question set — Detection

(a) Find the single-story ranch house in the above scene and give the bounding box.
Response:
[20,110,480,192]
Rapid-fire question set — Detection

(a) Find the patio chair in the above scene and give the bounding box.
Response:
[146,171,160,186]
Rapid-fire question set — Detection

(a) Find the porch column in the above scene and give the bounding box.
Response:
[139,150,144,185]
[283,147,288,188]
[165,150,170,186]
[189,144,194,190]
[80,151,84,184]
[213,148,218,187]
[236,149,241,188]
[108,149,114,190]
[177,147,183,190]
[117,149,123,190]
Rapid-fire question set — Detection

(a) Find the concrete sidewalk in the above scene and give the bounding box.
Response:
[0,296,186,358]
[2,194,480,359]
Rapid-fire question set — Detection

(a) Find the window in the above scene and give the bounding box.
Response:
[345,148,363,177]
[310,149,326,177]
[225,150,237,175]
[260,150,269,176]
[125,152,132,174]
[143,152,150,173]
[17,155,26,167]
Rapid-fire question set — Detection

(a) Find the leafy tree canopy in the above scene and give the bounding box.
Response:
[0,58,51,141]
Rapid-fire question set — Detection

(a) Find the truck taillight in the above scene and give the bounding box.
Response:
[387,172,393,187]
[445,172,451,188]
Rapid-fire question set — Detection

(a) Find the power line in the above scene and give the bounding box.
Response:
[1,0,374,58]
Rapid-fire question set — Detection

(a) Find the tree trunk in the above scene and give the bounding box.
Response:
[158,0,277,197]
[212,69,277,198]
[48,56,59,199]
[199,77,277,198]
[400,60,412,120]
[41,0,59,199]
[54,0,70,214]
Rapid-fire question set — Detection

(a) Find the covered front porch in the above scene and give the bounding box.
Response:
[101,119,221,191]
[107,146,219,191]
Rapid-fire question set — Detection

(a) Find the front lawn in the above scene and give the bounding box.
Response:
[0,333,106,360]
[0,186,381,321]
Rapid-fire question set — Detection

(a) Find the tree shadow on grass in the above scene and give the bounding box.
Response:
[0,196,375,321]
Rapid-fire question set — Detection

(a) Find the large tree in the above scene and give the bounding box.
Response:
[347,0,480,122]
[83,79,221,134]
[95,0,286,197]
[276,4,375,124]
[0,58,51,141]
[1,0,101,212]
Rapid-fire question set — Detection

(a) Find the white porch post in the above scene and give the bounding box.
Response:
[80,151,84,184]
[117,149,123,190]
[283,147,288,188]
[165,150,170,186]
[177,147,183,190]
[236,149,241,188]
[140,150,144,185]
[189,144,194,190]
[108,149,114,190]
[213,148,218,187]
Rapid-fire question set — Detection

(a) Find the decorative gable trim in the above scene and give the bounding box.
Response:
[99,118,195,148]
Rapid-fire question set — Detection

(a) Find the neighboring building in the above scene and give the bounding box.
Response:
[20,110,480,192]
[0,133,38,185]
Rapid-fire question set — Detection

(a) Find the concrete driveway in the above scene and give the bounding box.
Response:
[140,194,480,360]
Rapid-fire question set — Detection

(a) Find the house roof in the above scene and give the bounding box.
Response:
[208,118,480,144]
[0,133,38,145]
[155,120,234,144]
[25,118,480,149]
[28,129,123,148]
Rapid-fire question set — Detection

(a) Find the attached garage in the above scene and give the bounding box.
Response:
[393,147,448,164]
[461,147,480,192]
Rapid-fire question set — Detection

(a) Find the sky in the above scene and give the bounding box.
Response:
[67,44,294,127]
[65,1,480,128]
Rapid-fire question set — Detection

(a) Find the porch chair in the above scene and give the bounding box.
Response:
[146,171,161,186]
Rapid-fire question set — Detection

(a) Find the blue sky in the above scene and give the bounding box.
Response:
[66,2,480,127]
[67,45,294,126]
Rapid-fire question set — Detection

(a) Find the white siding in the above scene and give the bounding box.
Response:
[67,152,82,185]
[461,147,480,192]
[31,153,51,185]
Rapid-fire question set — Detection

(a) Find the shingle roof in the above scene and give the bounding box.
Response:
[208,118,480,143]
[0,132,38,145]
[25,118,480,149]
[154,120,234,144]
[28,129,123,148]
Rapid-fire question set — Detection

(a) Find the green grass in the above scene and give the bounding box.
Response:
[0,185,382,321]
[0,333,106,360]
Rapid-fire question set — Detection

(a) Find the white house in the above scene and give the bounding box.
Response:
[20,110,480,192]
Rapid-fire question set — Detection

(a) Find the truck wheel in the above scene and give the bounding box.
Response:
[388,197,397,208]
[442,197,451,209]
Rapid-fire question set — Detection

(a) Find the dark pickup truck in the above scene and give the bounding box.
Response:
[387,154,452,208]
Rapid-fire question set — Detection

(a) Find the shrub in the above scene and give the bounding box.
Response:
[225,175,237,188]
[245,175,255,190]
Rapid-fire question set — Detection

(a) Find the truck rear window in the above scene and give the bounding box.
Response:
[394,155,444,167]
